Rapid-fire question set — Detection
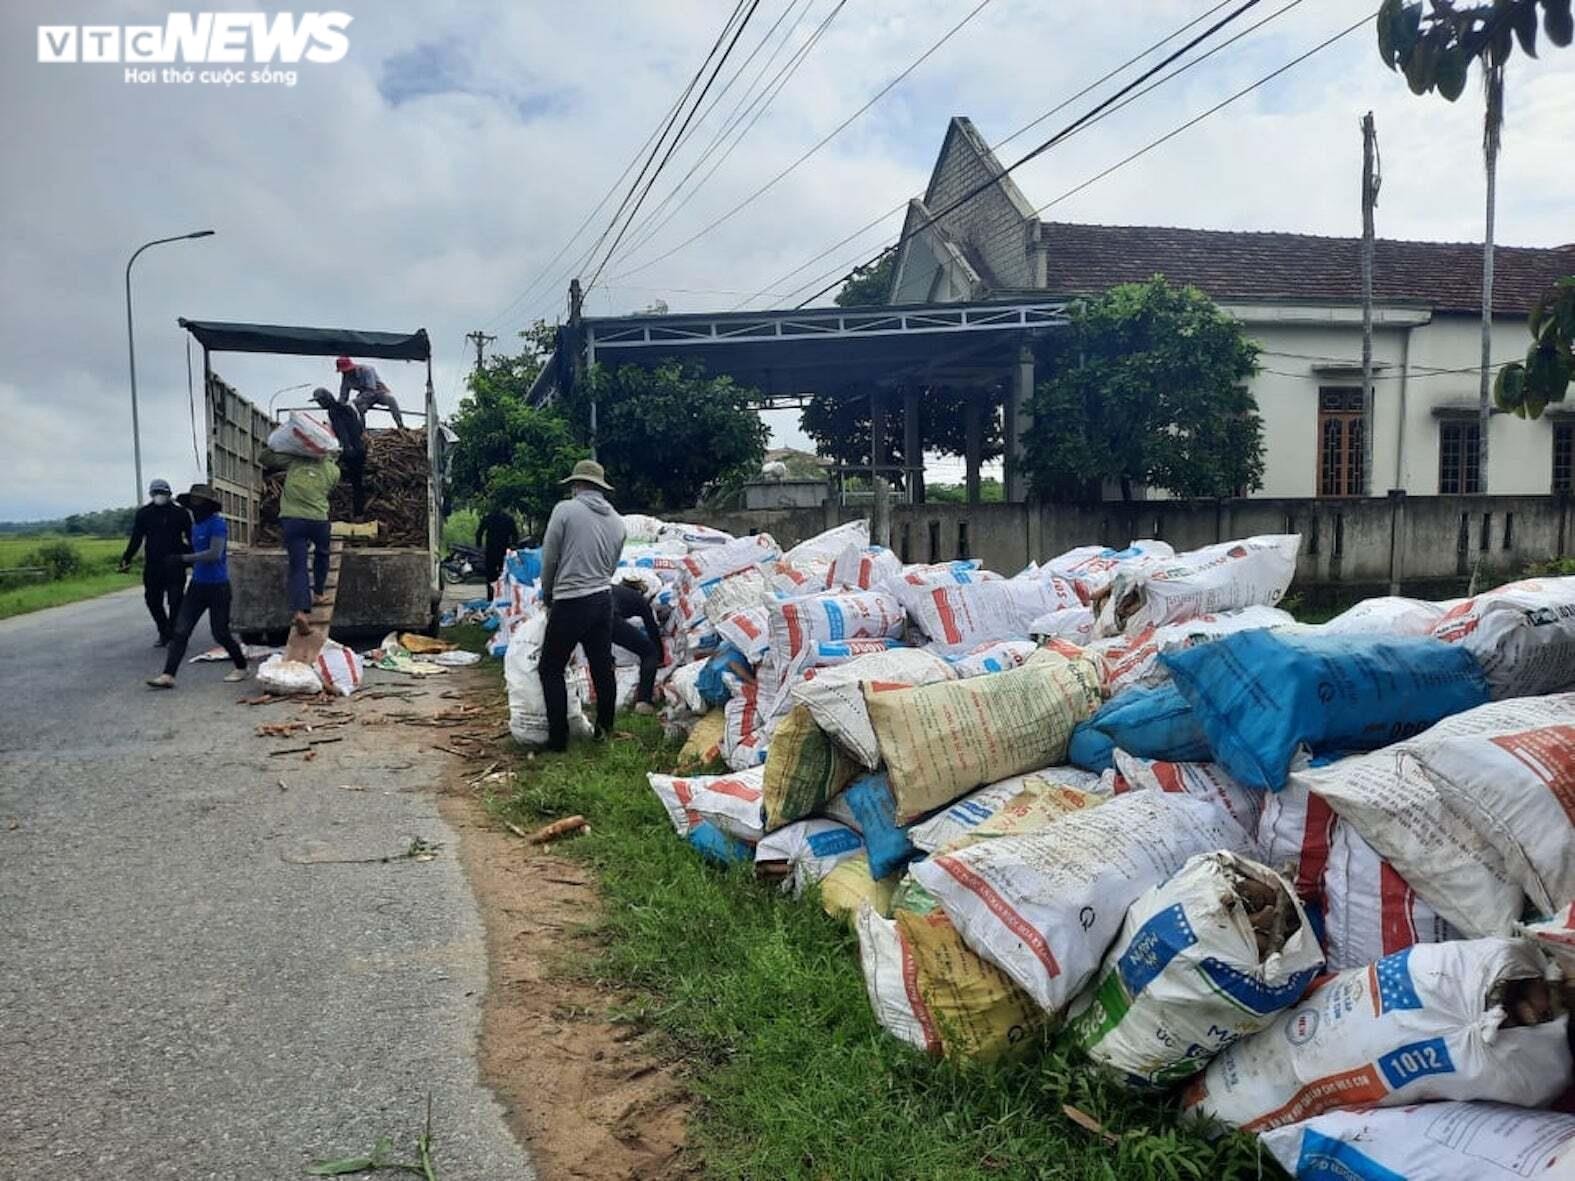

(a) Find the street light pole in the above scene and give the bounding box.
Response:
[125,230,215,504]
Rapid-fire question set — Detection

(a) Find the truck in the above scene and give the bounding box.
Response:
[178,318,445,639]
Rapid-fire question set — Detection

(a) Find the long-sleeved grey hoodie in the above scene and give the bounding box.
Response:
[540,490,626,602]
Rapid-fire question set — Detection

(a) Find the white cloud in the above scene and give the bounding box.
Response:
[3,0,1573,516]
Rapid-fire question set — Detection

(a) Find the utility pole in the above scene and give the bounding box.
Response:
[1360,112,1380,496]
[465,330,496,372]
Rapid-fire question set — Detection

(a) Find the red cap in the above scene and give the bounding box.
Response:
[335,356,354,372]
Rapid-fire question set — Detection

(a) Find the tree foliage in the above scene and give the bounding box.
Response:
[800,385,1004,475]
[1023,278,1264,502]
[834,251,897,308]
[448,323,586,536]
[1378,0,1571,100]
[1496,277,1575,417]
[562,362,769,513]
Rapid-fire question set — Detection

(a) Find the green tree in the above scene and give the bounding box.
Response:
[1379,0,1574,470]
[1496,277,1575,417]
[799,384,1003,483]
[448,322,586,536]
[1024,278,1264,502]
[563,361,769,513]
[834,251,896,308]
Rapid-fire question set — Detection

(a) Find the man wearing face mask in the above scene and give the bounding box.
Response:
[119,477,193,646]
[145,483,249,688]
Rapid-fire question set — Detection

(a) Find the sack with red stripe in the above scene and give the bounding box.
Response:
[1095,533,1300,638]
[265,410,340,458]
[910,791,1252,1016]
[723,681,768,771]
[1429,577,1575,699]
[1039,539,1174,599]
[880,563,999,616]
[1323,594,1453,637]
[1323,822,1459,971]
[715,605,770,664]
[676,533,779,585]
[1026,607,1096,645]
[906,575,1081,656]
[1183,938,1571,1132]
[828,544,902,592]
[790,646,956,771]
[1111,750,1262,846]
[781,519,868,565]
[1258,779,1340,907]
[1084,605,1295,697]
[766,559,832,599]
[765,590,904,672]
[1261,1102,1575,1181]
[645,766,764,842]
[1417,721,1575,915]
[946,639,1040,679]
[855,903,939,1054]
[313,640,364,697]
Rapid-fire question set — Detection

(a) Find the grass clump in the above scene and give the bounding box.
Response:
[486,719,1282,1181]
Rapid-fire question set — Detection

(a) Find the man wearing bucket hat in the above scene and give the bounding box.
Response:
[335,356,405,429]
[145,484,249,689]
[119,477,192,646]
[537,459,626,751]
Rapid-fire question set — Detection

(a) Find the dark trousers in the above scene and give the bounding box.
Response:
[342,454,366,517]
[142,562,186,640]
[611,616,659,704]
[280,517,331,613]
[163,582,246,675]
[538,591,616,751]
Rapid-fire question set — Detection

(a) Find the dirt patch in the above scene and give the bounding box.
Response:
[439,780,694,1181]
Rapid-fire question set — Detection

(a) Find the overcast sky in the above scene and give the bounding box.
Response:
[4,0,1573,518]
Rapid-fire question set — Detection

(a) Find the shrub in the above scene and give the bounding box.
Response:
[25,541,85,580]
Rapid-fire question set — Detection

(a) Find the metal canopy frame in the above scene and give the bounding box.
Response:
[586,299,1069,350]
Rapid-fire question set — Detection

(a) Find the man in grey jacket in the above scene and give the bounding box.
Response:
[537,459,627,751]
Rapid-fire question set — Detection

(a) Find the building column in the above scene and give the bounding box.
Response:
[869,389,887,485]
[1004,345,1034,503]
[903,386,923,504]
[964,397,983,505]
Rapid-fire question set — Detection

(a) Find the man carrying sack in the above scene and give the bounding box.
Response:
[537,459,625,752]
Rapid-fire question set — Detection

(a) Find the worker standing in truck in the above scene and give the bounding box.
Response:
[260,445,340,637]
[312,388,366,518]
[145,484,249,688]
[119,478,192,647]
[335,356,405,428]
[537,460,625,752]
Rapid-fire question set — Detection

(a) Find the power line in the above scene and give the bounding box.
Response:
[605,0,996,283]
[782,4,1369,309]
[611,0,818,259]
[788,0,1273,308]
[479,50,710,333]
[585,0,765,295]
[610,0,834,270]
[739,0,1283,308]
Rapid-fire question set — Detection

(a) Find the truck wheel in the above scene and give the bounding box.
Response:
[423,598,443,637]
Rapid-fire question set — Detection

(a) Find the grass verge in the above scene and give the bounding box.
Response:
[0,570,140,620]
[485,722,1282,1181]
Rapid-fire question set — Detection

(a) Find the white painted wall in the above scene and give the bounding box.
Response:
[1227,305,1561,498]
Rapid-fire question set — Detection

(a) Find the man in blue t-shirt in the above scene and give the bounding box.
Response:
[146,484,249,689]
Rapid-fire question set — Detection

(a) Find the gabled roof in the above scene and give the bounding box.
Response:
[1036,222,1575,315]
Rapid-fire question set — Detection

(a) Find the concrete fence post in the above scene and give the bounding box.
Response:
[1386,489,1406,595]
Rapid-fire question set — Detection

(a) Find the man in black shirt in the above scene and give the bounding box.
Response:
[611,580,663,714]
[312,388,366,517]
[475,506,520,595]
[119,478,193,646]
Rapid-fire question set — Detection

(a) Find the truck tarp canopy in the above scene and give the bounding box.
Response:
[178,319,430,361]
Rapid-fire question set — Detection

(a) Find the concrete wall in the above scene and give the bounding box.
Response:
[682,495,1574,597]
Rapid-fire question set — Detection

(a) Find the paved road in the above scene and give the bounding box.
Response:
[0,590,533,1180]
